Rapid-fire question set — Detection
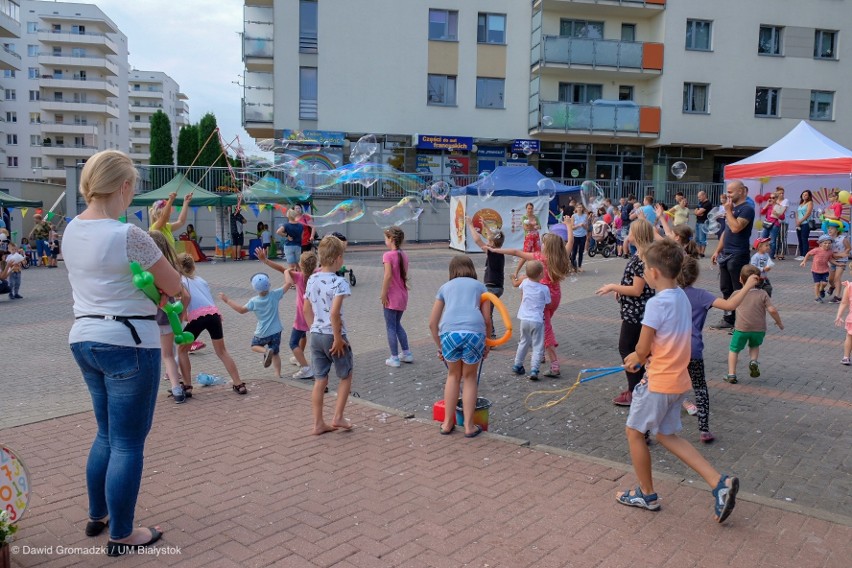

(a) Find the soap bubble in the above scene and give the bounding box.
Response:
[477,171,496,199]
[350,134,379,165]
[537,178,557,200]
[542,116,554,127]
[523,144,534,156]
[256,138,288,152]
[580,180,605,212]
[671,161,687,180]
[511,153,518,160]
[430,181,451,201]
[704,206,722,234]
[372,196,424,229]
[307,200,365,228]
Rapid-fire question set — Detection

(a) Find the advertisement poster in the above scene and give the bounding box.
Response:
[449,195,467,250]
[477,146,506,174]
[416,154,442,184]
[449,195,552,252]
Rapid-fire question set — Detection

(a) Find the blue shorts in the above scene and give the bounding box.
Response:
[625,379,686,436]
[289,328,307,351]
[251,331,281,354]
[812,271,829,283]
[440,331,486,365]
[284,245,301,264]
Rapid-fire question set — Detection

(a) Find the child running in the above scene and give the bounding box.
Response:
[750,237,775,297]
[465,216,505,340]
[620,238,740,523]
[725,265,784,384]
[678,256,759,443]
[175,253,248,396]
[514,202,542,277]
[219,272,287,378]
[801,234,837,302]
[429,256,492,437]
[596,219,656,406]
[381,227,412,367]
[511,260,550,381]
[834,281,852,365]
[303,235,354,434]
[827,225,850,302]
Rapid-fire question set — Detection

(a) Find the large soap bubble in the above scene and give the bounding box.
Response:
[537,178,557,201]
[542,116,554,127]
[307,200,365,228]
[477,171,496,199]
[704,206,722,234]
[372,196,424,229]
[350,134,379,165]
[580,180,605,212]
[430,181,451,201]
[671,161,687,180]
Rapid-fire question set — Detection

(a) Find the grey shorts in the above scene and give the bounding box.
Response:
[625,379,686,436]
[309,332,353,380]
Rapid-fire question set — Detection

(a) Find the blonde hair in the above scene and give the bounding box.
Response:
[318,235,345,267]
[540,233,571,282]
[176,252,196,277]
[79,150,137,204]
[299,250,318,276]
[525,260,544,281]
[150,200,167,222]
[149,231,179,270]
[287,208,298,222]
[629,219,655,254]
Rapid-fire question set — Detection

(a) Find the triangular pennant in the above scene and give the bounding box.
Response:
[207,206,213,212]
[35,208,43,215]
[46,211,55,221]
[175,206,182,214]
[64,217,72,223]
[119,216,127,223]
[21,207,28,217]
[192,206,199,213]
[135,210,143,221]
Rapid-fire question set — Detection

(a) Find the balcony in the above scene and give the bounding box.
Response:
[39,76,118,97]
[535,0,665,18]
[37,30,119,55]
[40,121,100,135]
[0,43,21,71]
[129,87,164,99]
[129,102,163,114]
[0,3,21,39]
[243,37,273,71]
[42,168,67,179]
[42,144,99,158]
[37,54,119,76]
[242,100,273,138]
[41,100,120,118]
[129,136,149,146]
[130,120,150,129]
[531,100,660,138]
[533,36,663,77]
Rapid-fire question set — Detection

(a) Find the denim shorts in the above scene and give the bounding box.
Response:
[309,332,353,379]
[625,379,686,436]
[284,245,301,264]
[289,328,307,351]
[251,331,281,354]
[440,331,486,365]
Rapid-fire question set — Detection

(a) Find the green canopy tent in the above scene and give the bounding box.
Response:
[242,175,312,205]
[0,191,44,208]
[130,174,234,207]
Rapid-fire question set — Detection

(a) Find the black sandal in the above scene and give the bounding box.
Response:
[85,518,108,537]
[233,383,247,395]
[180,382,193,398]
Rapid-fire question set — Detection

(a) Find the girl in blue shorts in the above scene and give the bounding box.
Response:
[429,256,493,438]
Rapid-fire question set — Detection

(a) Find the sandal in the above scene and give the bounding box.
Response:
[233,383,248,395]
[180,382,193,398]
[713,475,739,523]
[723,374,738,384]
[616,487,660,511]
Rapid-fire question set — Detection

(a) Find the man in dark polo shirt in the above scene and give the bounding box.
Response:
[711,180,755,328]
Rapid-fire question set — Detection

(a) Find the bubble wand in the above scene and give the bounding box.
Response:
[130,261,195,345]
[525,366,626,411]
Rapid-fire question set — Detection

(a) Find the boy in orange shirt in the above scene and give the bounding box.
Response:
[621,239,739,523]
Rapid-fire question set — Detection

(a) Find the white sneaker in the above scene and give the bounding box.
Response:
[289,356,299,366]
[293,367,314,379]
[385,357,401,368]
[794,256,805,261]
[400,352,414,363]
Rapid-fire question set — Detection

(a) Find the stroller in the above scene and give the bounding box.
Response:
[315,232,356,286]
[587,220,617,258]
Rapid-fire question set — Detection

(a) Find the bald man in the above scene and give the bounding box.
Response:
[711,180,756,329]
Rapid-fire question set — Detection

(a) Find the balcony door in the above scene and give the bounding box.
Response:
[558,83,602,104]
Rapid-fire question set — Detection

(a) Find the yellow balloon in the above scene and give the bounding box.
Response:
[839,190,851,205]
[754,220,764,230]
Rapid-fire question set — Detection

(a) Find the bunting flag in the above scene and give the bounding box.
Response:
[21,208,28,218]
[35,208,43,215]
[46,211,55,221]
[134,210,143,221]
[192,206,199,213]
[249,204,260,217]
[175,206,182,214]
[207,206,213,212]
[64,217,72,223]
[258,204,266,212]
[119,216,127,223]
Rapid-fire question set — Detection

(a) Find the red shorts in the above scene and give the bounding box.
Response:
[524,232,541,253]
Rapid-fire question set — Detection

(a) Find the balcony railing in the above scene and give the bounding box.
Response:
[243,36,273,58]
[533,100,660,135]
[534,36,663,71]
[242,101,273,123]
[537,0,666,8]
[36,30,119,54]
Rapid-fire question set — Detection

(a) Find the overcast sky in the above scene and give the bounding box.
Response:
[78,0,262,154]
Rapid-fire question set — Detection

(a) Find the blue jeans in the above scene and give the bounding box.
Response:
[36,239,49,260]
[797,224,811,256]
[383,308,409,357]
[70,342,161,540]
[760,223,781,258]
[694,221,708,246]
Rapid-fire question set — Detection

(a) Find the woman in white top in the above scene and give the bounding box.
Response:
[62,150,182,557]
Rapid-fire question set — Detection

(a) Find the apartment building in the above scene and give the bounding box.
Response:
[243,0,852,187]
[0,1,22,168]
[0,0,128,183]
[128,70,189,165]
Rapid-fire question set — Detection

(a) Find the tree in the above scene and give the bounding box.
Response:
[149,110,174,166]
[177,124,199,167]
[196,113,227,190]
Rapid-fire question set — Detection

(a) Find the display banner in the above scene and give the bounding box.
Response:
[449,195,552,252]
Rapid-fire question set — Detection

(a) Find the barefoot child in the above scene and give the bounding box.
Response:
[429,256,492,437]
[511,260,550,381]
[219,272,287,378]
[834,281,852,365]
[303,235,353,434]
[621,238,740,523]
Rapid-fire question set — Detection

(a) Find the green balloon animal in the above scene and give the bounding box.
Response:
[130,261,194,345]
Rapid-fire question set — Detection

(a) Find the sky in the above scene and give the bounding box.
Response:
[75,0,263,154]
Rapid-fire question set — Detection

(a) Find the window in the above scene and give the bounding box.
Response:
[5,111,15,123]
[7,157,18,167]
[26,22,37,34]
[3,70,14,78]
[52,46,61,56]
[4,89,14,100]
[71,47,86,57]
[29,90,39,101]
[31,157,42,169]
[52,24,61,33]
[55,136,64,147]
[30,135,41,146]
[29,113,40,124]
[621,24,636,42]
[134,115,141,121]
[427,74,457,106]
[683,83,709,113]
[755,88,780,117]
[686,19,712,51]
[27,44,38,56]
[53,92,63,102]
[810,90,834,120]
[54,114,63,124]
[6,134,17,145]
[27,67,38,79]
[72,25,85,34]
[560,19,603,39]
[74,136,84,147]
[56,159,65,168]
[477,13,506,44]
[758,25,783,55]
[559,83,602,103]
[476,77,505,108]
[299,67,318,120]
[619,86,635,101]
[814,29,837,59]
[299,0,318,53]
[429,9,458,41]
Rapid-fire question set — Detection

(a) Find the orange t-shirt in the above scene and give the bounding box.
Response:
[642,287,692,394]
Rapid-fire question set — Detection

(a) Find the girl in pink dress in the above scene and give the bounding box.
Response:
[382,227,412,367]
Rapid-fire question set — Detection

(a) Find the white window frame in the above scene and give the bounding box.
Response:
[31,157,42,169]
[683,83,709,113]
[558,82,603,104]
[28,90,39,101]
[427,74,457,106]
[428,9,458,41]
[26,44,38,56]
[758,25,783,56]
[686,19,712,51]
[810,90,834,120]
[6,134,17,145]
[560,19,604,39]
[476,77,505,109]
[477,13,506,45]
[755,87,780,117]
[814,29,837,59]
[4,89,14,101]
[7,156,18,167]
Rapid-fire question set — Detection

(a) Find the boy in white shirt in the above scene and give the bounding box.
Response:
[750,237,775,297]
[511,260,551,380]
[4,242,25,299]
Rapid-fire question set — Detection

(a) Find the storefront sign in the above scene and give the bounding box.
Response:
[512,139,540,153]
[477,146,506,158]
[417,134,473,151]
[278,130,346,146]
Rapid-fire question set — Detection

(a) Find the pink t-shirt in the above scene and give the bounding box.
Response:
[291,271,308,331]
[382,249,409,311]
[827,202,843,219]
[809,247,835,273]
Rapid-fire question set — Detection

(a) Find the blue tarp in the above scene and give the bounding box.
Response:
[452,166,580,197]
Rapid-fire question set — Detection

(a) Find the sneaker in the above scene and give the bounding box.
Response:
[713,475,739,523]
[820,289,826,299]
[293,367,314,380]
[814,297,824,303]
[189,340,206,353]
[385,357,401,368]
[748,360,760,378]
[171,385,186,404]
[613,390,632,406]
[700,431,716,444]
[400,352,414,363]
[683,400,698,416]
[830,296,842,303]
[528,369,539,381]
[828,286,836,296]
[794,256,805,261]
[13,294,22,299]
[724,374,738,384]
[263,349,274,368]
[711,319,734,329]
[512,364,526,375]
[616,486,660,511]
[544,365,560,377]
[842,357,851,366]
[289,356,299,366]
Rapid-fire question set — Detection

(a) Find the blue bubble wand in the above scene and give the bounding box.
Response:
[525,365,626,411]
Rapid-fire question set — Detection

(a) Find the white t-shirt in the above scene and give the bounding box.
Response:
[305,272,351,335]
[517,279,551,323]
[182,275,217,317]
[64,218,163,348]
[5,252,24,268]
[773,198,790,220]
[261,230,271,245]
[750,252,775,277]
